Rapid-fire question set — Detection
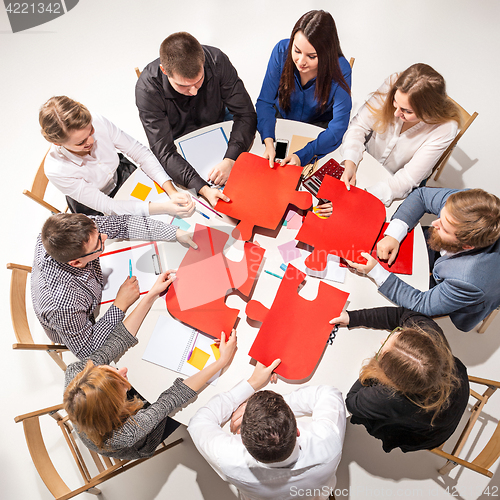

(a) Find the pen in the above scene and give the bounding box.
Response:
[194,197,223,218]
[265,270,283,279]
[195,208,210,219]
[129,259,132,278]
[187,330,200,360]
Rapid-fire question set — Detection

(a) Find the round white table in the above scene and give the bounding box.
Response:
[109,119,429,425]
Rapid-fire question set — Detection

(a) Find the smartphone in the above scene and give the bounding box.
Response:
[275,139,289,161]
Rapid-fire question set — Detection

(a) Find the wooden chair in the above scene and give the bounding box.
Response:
[135,67,141,78]
[7,263,69,371]
[430,376,500,478]
[23,150,65,214]
[431,98,478,181]
[349,57,355,69]
[477,306,500,334]
[15,403,183,500]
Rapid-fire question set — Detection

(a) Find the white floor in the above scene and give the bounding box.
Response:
[1,1,500,499]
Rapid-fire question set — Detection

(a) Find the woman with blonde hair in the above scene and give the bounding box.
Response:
[256,10,351,168]
[64,271,237,459]
[330,307,469,453]
[40,96,194,217]
[338,63,461,207]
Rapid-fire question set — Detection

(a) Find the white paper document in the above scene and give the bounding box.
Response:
[177,127,229,181]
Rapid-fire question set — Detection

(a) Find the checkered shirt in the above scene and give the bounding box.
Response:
[31,215,178,359]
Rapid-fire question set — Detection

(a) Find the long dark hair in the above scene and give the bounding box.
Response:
[278,10,350,113]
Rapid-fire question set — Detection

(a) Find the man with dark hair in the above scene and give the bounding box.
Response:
[346,187,500,332]
[188,361,346,499]
[31,213,197,359]
[136,32,257,207]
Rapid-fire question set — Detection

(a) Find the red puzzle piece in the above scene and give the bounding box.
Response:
[296,176,386,271]
[166,224,265,339]
[371,223,414,275]
[246,264,349,380]
[215,152,312,241]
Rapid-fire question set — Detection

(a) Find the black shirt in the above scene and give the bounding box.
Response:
[135,46,257,193]
[346,307,469,453]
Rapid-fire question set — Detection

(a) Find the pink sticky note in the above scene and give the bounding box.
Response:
[277,240,301,263]
[287,212,304,230]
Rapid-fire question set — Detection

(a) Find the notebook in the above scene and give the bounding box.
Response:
[142,314,221,385]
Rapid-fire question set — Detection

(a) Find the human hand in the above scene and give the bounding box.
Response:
[149,270,176,297]
[377,235,400,265]
[175,229,198,249]
[198,185,230,207]
[208,158,235,186]
[280,153,301,167]
[247,359,281,391]
[329,310,350,326]
[114,276,140,312]
[230,402,247,434]
[313,201,332,218]
[263,138,276,168]
[340,160,357,191]
[169,192,196,217]
[216,329,238,368]
[345,251,378,275]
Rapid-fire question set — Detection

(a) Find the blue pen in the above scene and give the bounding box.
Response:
[265,270,283,279]
[129,259,132,278]
[195,208,210,219]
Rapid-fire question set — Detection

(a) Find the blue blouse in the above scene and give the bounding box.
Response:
[256,39,352,165]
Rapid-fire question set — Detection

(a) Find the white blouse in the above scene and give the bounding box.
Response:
[341,75,458,206]
[44,113,171,215]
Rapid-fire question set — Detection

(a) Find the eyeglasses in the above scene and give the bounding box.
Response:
[375,327,402,360]
[78,232,104,259]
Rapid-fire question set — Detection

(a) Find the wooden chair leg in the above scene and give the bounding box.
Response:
[477,308,499,334]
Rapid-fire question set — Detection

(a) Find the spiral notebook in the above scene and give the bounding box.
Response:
[142,313,221,385]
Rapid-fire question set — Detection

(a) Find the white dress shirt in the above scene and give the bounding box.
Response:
[188,381,346,500]
[341,75,458,206]
[44,113,171,215]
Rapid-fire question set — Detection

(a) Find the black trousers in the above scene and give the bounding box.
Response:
[66,154,137,216]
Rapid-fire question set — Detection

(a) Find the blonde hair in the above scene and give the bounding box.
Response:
[64,361,143,449]
[446,189,500,248]
[39,96,92,144]
[367,63,462,134]
[359,326,460,422]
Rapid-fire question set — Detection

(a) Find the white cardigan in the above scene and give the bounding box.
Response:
[341,75,458,206]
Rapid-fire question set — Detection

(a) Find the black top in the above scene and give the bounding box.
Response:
[346,307,469,453]
[135,45,257,193]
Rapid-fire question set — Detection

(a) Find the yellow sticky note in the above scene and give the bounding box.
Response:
[210,343,220,360]
[130,182,152,201]
[154,181,164,194]
[187,347,210,370]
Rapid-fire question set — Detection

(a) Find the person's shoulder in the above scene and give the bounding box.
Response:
[136,58,163,90]
[275,38,290,51]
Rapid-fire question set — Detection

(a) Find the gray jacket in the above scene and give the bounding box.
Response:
[379,187,500,332]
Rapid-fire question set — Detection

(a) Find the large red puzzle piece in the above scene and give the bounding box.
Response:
[371,223,414,275]
[296,176,386,271]
[215,152,312,241]
[246,264,349,380]
[166,224,265,339]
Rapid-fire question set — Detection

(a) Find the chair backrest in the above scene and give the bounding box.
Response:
[14,404,183,500]
[431,97,478,181]
[349,57,355,69]
[23,150,64,214]
[430,375,500,478]
[7,263,68,371]
[135,67,141,78]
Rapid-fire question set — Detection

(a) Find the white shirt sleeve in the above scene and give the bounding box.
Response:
[384,218,410,243]
[283,385,346,440]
